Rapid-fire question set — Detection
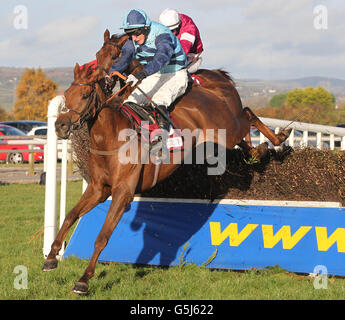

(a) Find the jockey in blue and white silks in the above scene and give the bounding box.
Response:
[110,9,189,130]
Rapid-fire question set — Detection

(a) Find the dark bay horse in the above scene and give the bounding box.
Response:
[42,57,291,295]
[97,30,254,150]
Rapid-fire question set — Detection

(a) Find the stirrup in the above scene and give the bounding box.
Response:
[150,140,169,162]
[156,105,170,132]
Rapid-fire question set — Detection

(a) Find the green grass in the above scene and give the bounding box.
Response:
[1,181,345,300]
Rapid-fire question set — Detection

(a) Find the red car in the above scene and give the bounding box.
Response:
[0,124,44,164]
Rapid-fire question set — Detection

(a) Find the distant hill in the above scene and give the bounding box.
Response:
[236,76,345,108]
[1,66,345,111]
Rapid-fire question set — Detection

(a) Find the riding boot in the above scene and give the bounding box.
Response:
[156,105,171,133]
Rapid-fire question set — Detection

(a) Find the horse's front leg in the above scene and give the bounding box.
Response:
[72,169,141,294]
[42,182,110,271]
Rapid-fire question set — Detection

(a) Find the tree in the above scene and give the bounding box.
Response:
[256,86,339,126]
[269,93,287,108]
[285,86,334,109]
[0,105,13,121]
[14,68,58,121]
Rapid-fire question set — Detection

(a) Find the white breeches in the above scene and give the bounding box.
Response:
[124,68,189,107]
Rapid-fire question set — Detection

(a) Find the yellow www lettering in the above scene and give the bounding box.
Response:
[210,222,258,246]
[262,225,312,249]
[315,227,345,252]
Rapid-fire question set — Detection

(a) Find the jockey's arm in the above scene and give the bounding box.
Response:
[109,39,135,73]
[142,33,174,76]
[179,25,197,56]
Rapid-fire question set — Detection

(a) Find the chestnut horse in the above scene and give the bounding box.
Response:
[42,56,290,295]
[96,30,254,150]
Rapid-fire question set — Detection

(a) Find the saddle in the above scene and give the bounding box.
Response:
[118,102,183,152]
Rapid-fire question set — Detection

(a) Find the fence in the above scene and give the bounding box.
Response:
[253,118,345,150]
[0,136,44,175]
[16,95,343,257]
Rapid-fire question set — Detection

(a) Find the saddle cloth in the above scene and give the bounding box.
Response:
[191,74,204,86]
[118,104,184,152]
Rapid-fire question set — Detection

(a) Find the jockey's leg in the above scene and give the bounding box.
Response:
[124,69,189,132]
[150,69,189,131]
[123,73,161,106]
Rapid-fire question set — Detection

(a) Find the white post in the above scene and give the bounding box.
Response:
[43,95,65,258]
[316,132,322,150]
[330,134,335,150]
[58,139,68,258]
[303,131,308,147]
[43,144,47,172]
[289,129,295,147]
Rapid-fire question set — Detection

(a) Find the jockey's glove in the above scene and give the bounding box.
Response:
[126,70,148,87]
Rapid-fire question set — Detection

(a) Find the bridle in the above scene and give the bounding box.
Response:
[63,80,103,130]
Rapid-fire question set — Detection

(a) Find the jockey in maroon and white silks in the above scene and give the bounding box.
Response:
[159,9,203,73]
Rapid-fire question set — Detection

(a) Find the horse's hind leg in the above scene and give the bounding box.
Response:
[243,107,292,146]
[244,132,252,147]
[42,183,110,271]
[237,139,269,160]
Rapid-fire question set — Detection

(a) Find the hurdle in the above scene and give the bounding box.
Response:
[43,95,70,258]
[42,99,345,273]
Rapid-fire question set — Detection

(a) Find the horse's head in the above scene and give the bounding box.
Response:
[96,29,128,73]
[55,63,107,139]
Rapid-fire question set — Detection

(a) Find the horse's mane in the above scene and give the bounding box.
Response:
[215,69,236,86]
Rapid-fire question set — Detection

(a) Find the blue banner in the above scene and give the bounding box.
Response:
[64,199,345,275]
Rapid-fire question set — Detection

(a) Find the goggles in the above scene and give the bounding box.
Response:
[125,28,144,37]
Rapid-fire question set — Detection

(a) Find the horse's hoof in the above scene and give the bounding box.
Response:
[249,142,268,160]
[257,142,269,158]
[278,128,292,141]
[42,259,58,272]
[72,282,89,295]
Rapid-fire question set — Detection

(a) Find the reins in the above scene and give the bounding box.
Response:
[66,70,138,155]
[105,71,130,104]
[69,82,99,130]
[66,71,129,129]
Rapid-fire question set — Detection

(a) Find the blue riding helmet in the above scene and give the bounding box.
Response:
[121,9,152,30]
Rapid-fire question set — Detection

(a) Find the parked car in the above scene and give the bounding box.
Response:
[27,126,47,137]
[0,124,44,164]
[27,125,65,160]
[0,120,47,134]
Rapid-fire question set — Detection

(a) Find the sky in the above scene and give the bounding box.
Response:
[1,0,344,80]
